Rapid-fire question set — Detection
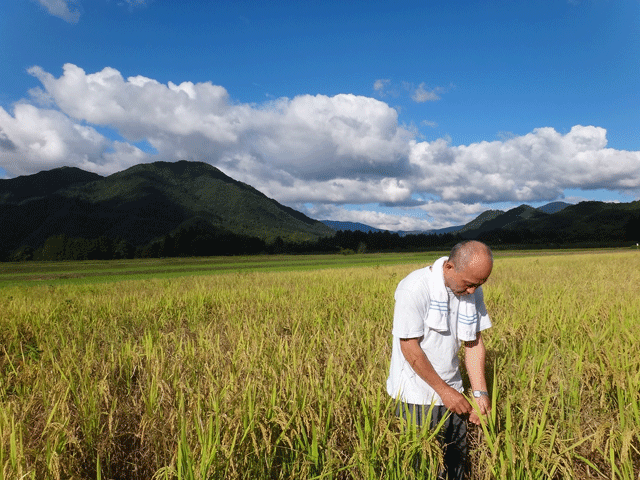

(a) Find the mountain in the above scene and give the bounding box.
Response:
[428,225,465,234]
[320,220,383,233]
[319,199,636,249]
[0,160,333,259]
[319,220,465,236]
[461,200,640,246]
[537,201,570,214]
[398,202,570,236]
[462,204,549,236]
[0,167,101,204]
[321,203,569,237]
[3,161,637,260]
[458,203,573,237]
[504,200,640,242]
[457,209,504,234]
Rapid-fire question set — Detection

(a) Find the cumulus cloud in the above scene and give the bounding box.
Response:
[0,103,146,176]
[407,126,640,204]
[36,0,81,23]
[251,176,412,205]
[0,129,17,152]
[25,64,412,182]
[2,63,640,229]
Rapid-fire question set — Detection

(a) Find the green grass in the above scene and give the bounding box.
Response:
[0,248,628,288]
[1,250,638,479]
[0,253,440,288]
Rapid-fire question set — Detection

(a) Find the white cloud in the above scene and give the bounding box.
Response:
[302,204,436,232]
[0,128,17,152]
[412,83,445,103]
[28,65,233,142]
[407,125,640,204]
[376,79,449,102]
[0,103,146,176]
[36,0,81,23]
[26,64,413,181]
[2,64,640,229]
[373,79,390,95]
[245,175,412,205]
[119,0,150,7]
[302,201,488,232]
[417,201,488,227]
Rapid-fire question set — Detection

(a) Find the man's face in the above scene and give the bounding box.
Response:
[444,258,492,296]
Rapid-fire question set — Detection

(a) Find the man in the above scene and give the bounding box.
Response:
[387,240,493,479]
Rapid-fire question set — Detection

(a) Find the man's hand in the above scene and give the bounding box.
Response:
[439,386,472,415]
[475,394,491,415]
[469,411,481,425]
[468,395,491,425]
[400,339,474,415]
[400,338,480,417]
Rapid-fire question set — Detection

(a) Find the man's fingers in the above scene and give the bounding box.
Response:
[442,389,472,414]
[452,404,470,415]
[469,411,481,425]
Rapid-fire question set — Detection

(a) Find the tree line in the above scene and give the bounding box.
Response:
[6,229,460,262]
[5,212,640,262]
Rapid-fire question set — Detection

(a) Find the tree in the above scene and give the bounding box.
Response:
[9,245,34,262]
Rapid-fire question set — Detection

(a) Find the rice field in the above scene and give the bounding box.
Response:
[1,250,639,479]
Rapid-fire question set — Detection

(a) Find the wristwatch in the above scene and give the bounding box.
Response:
[472,390,489,398]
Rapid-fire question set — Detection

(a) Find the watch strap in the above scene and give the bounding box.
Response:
[473,390,489,398]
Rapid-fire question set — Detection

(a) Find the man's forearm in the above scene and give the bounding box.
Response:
[464,332,491,422]
[400,338,450,393]
[464,332,488,392]
[400,337,472,415]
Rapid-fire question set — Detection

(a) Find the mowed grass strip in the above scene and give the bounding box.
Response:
[0,250,638,479]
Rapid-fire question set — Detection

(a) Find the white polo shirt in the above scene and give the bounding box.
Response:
[386,265,491,405]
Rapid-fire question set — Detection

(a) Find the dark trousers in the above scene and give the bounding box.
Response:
[396,402,467,480]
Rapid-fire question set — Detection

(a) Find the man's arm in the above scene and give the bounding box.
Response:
[400,337,472,415]
[464,332,491,424]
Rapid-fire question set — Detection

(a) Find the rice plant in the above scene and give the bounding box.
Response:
[0,250,638,478]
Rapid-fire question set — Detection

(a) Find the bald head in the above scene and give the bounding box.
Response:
[443,241,493,296]
[448,240,493,272]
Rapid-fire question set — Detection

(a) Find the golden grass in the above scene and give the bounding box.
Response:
[0,251,638,479]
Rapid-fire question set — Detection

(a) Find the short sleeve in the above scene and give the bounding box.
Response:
[392,287,427,339]
[474,286,492,332]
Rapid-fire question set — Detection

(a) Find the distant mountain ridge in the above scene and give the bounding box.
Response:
[0,160,333,260]
[321,202,572,235]
[322,199,639,249]
[472,200,640,245]
[320,220,384,233]
[2,160,638,261]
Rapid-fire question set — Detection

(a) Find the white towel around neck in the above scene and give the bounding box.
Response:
[426,256,481,342]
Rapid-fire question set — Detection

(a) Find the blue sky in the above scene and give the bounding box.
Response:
[1,0,639,230]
